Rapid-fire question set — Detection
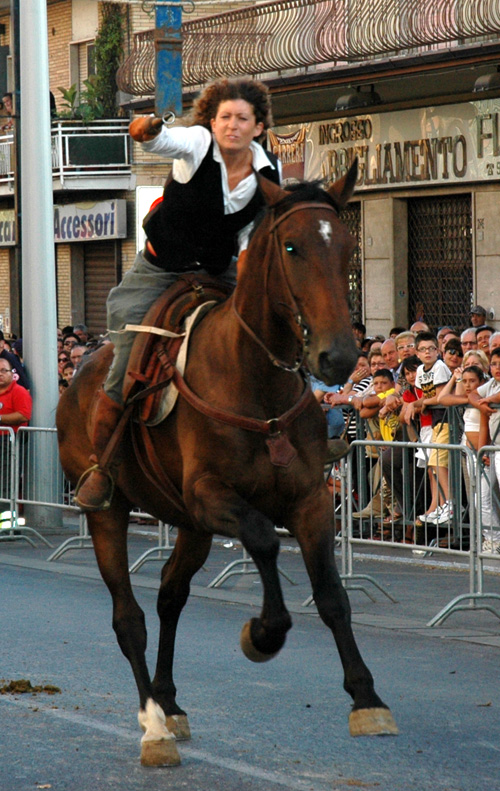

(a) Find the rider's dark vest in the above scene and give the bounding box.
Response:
[142,141,280,276]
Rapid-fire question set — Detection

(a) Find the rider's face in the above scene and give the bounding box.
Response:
[210,100,264,155]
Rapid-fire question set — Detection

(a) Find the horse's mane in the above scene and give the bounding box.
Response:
[250,180,339,242]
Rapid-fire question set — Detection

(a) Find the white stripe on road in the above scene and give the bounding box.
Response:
[1,695,334,790]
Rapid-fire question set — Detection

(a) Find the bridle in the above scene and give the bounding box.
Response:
[134,197,343,472]
[232,199,340,373]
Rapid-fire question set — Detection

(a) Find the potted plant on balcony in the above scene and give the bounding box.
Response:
[57,4,124,121]
[56,5,125,166]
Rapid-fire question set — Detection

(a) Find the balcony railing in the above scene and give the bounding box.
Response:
[0,119,131,186]
[117,0,500,95]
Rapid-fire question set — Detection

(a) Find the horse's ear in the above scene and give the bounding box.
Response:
[256,173,290,206]
[327,158,358,210]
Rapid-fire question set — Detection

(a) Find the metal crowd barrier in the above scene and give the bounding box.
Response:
[0,427,53,548]
[341,432,500,627]
[5,419,500,629]
[10,427,168,566]
[128,520,174,573]
[207,530,297,589]
[429,444,500,626]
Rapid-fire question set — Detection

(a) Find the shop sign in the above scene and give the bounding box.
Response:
[0,209,16,246]
[53,199,127,242]
[0,200,127,247]
[271,98,500,190]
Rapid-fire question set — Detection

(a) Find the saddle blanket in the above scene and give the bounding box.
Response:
[140,300,216,427]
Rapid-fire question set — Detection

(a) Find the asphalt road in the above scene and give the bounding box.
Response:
[1,555,499,791]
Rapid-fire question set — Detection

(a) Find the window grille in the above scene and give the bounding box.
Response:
[408,195,472,331]
[340,202,362,323]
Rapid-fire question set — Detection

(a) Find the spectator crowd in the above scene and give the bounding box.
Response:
[3,303,500,555]
[317,305,500,553]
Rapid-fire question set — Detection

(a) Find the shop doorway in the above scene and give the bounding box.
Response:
[83,241,121,337]
[340,201,362,323]
[407,194,472,330]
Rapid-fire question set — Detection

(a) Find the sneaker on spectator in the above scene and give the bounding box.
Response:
[435,501,453,525]
[419,506,441,522]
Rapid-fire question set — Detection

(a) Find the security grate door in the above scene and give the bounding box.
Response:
[84,241,120,337]
[340,202,362,323]
[408,195,472,330]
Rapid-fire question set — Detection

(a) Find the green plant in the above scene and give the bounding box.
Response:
[57,5,124,120]
[93,4,125,117]
[57,84,80,119]
[57,77,105,121]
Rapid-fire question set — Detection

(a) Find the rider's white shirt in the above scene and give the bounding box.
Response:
[142,125,280,251]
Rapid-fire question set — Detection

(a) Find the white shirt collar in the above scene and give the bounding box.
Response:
[212,137,276,172]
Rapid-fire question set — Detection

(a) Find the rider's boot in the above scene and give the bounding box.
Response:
[73,391,124,511]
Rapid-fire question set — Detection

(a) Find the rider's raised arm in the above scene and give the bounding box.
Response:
[129,119,211,170]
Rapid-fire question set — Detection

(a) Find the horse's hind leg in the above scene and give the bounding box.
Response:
[291,491,398,737]
[152,528,213,740]
[87,497,181,767]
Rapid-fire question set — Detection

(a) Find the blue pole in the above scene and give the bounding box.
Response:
[155,3,183,117]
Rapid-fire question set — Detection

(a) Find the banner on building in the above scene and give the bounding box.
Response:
[53,200,127,242]
[271,98,500,190]
[0,200,127,246]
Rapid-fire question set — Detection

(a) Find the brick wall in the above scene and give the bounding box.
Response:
[48,1,73,115]
[56,244,72,329]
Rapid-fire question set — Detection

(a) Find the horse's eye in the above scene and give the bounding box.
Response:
[284,242,296,255]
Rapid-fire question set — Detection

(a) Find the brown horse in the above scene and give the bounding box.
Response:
[57,163,397,767]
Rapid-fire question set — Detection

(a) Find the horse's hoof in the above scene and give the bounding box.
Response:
[140,736,181,767]
[349,707,399,737]
[165,714,191,741]
[240,620,279,663]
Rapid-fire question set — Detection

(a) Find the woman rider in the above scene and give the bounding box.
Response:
[74,78,281,511]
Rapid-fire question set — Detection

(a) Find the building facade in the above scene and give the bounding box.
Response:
[0,0,500,337]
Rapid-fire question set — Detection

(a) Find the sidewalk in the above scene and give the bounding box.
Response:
[1,512,500,649]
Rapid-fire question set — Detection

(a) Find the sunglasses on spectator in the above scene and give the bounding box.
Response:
[446,349,463,356]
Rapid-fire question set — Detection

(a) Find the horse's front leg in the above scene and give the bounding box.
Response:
[87,498,181,767]
[152,528,213,739]
[290,487,398,737]
[188,473,292,661]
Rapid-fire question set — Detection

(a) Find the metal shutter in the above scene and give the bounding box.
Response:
[83,241,119,337]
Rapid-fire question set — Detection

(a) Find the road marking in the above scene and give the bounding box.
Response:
[1,695,333,790]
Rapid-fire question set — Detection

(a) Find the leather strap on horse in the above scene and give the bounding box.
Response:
[132,421,187,516]
[232,200,339,373]
[157,350,315,467]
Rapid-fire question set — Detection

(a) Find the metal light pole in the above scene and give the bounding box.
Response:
[19,0,60,527]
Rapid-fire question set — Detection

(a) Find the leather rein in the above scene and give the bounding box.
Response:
[131,199,342,469]
[232,199,339,373]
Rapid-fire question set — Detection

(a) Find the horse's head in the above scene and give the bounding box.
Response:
[249,163,359,386]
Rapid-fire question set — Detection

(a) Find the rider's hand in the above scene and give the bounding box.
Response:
[129,115,163,142]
